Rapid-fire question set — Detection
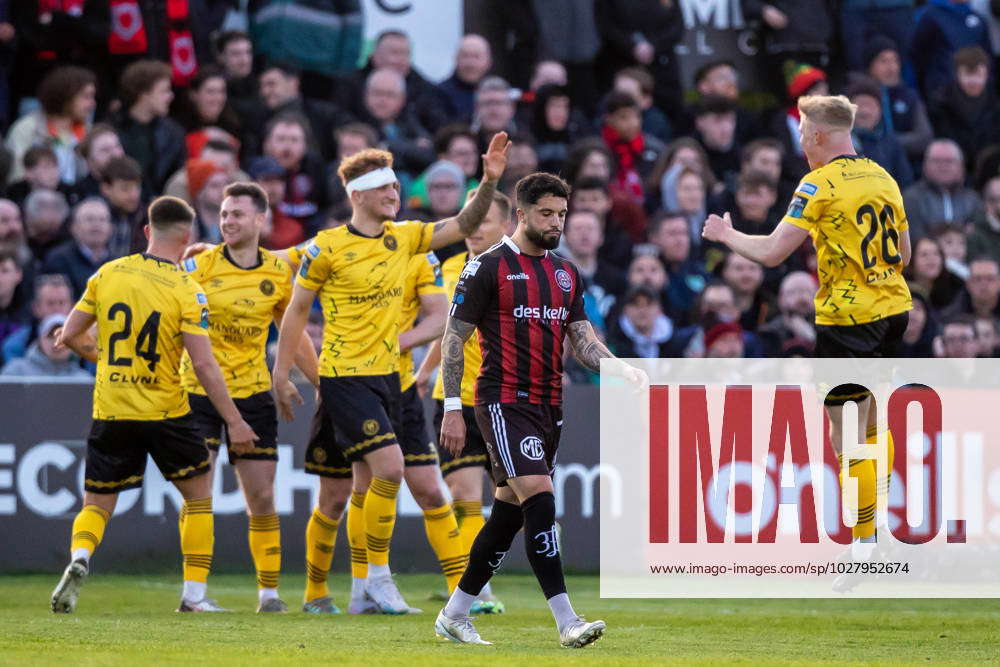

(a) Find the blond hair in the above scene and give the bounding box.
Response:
[797,95,856,131]
[337,148,394,186]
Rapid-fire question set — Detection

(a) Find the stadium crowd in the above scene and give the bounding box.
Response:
[2,0,1000,378]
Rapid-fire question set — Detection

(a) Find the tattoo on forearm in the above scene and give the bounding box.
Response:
[455,178,497,236]
[568,320,614,373]
[442,318,476,398]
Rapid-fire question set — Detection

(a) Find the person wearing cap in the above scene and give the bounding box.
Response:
[607,285,674,359]
[0,312,90,377]
[766,62,828,180]
[187,159,229,244]
[863,35,933,166]
[703,319,745,358]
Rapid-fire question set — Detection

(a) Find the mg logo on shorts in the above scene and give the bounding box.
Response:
[520,436,544,461]
[363,419,379,436]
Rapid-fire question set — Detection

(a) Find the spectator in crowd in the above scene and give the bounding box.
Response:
[669,282,763,357]
[113,60,186,197]
[247,156,298,250]
[408,160,464,225]
[6,145,66,208]
[473,76,518,152]
[531,84,589,174]
[911,0,993,99]
[847,77,913,187]
[0,197,28,266]
[740,137,791,200]
[99,155,144,257]
[944,257,1000,318]
[903,139,982,240]
[5,65,94,185]
[648,137,719,216]
[1,312,89,377]
[647,211,709,322]
[670,169,709,256]
[607,285,674,359]
[704,319,746,358]
[563,209,627,323]
[725,170,781,238]
[23,188,68,262]
[863,36,933,166]
[0,249,29,363]
[565,138,615,185]
[41,198,113,298]
[326,122,378,211]
[187,159,228,244]
[744,0,834,97]
[216,30,259,134]
[937,314,980,357]
[529,0,602,114]
[841,0,916,73]
[74,124,125,200]
[967,175,1000,264]
[693,96,742,189]
[256,62,345,161]
[689,60,760,144]
[261,112,328,235]
[932,222,970,279]
[360,68,435,179]
[601,90,664,206]
[499,133,539,195]
[438,34,494,125]
[974,315,1000,356]
[719,252,774,332]
[407,124,479,210]
[570,178,635,266]
[174,65,243,157]
[528,60,569,92]
[900,288,939,357]
[769,62,828,180]
[1,272,70,363]
[757,271,817,357]
[905,236,966,310]
[163,138,248,204]
[612,67,670,143]
[928,46,1000,173]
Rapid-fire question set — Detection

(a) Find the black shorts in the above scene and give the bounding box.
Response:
[816,311,909,405]
[399,384,437,467]
[84,414,210,493]
[305,374,402,475]
[433,399,490,477]
[188,391,279,461]
[473,402,562,487]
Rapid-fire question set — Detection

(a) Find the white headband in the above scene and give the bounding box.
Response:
[345,167,397,195]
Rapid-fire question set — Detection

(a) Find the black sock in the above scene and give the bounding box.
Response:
[522,491,567,600]
[456,498,523,596]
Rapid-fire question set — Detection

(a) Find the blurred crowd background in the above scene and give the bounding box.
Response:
[1,0,999,381]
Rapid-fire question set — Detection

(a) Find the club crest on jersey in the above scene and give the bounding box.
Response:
[797,182,818,197]
[259,279,275,296]
[383,234,397,251]
[555,269,573,292]
[520,436,545,461]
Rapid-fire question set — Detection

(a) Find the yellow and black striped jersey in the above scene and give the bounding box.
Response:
[290,220,434,377]
[178,245,292,398]
[398,252,445,391]
[76,253,209,421]
[780,155,912,326]
[432,251,481,406]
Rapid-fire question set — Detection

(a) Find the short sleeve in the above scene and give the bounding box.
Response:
[450,257,492,325]
[567,265,587,323]
[275,265,293,313]
[285,239,310,268]
[416,253,446,297]
[780,179,828,232]
[396,220,434,256]
[179,276,210,337]
[75,270,100,315]
[181,255,203,281]
[294,239,330,291]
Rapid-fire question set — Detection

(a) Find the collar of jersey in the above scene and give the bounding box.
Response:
[346,222,386,239]
[502,234,547,257]
[141,252,177,265]
[831,153,863,162]
[222,244,263,270]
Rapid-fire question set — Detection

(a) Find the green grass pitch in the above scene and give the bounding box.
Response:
[2,573,999,665]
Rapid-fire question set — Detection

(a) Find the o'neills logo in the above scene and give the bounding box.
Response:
[506,272,530,281]
[513,304,569,320]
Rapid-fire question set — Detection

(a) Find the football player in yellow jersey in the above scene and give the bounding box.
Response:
[414,189,514,614]
[702,94,912,584]
[178,182,319,613]
[272,133,510,614]
[50,197,257,614]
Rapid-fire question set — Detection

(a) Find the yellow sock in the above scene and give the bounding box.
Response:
[248,513,281,591]
[180,497,214,583]
[347,492,368,579]
[867,427,894,512]
[70,505,110,559]
[454,500,485,556]
[423,504,466,593]
[304,508,338,601]
[178,503,187,542]
[838,453,876,539]
[365,478,399,567]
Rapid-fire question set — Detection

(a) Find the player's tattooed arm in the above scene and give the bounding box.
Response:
[440,317,477,399]
[567,320,615,373]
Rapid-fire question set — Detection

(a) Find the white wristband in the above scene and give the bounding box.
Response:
[443,397,463,412]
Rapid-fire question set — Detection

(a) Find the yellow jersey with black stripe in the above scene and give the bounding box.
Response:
[291,220,434,377]
[432,251,481,406]
[780,155,912,326]
[75,253,210,421]
[398,252,445,391]
[178,245,292,398]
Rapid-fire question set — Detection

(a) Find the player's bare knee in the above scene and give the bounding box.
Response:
[83,491,118,514]
[411,485,446,510]
[243,486,276,515]
[318,478,351,518]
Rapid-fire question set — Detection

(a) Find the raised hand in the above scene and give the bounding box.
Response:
[482,131,512,182]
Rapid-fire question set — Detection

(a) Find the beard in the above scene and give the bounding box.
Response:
[525,225,561,250]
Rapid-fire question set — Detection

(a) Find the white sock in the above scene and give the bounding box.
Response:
[852,537,877,562]
[258,587,278,603]
[351,577,367,600]
[477,581,493,599]
[443,587,476,619]
[182,580,206,602]
[71,548,90,564]
[547,593,578,632]
[367,563,391,579]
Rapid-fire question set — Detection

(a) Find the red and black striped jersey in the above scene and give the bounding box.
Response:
[449,236,587,406]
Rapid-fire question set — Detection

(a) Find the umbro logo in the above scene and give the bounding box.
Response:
[506,273,530,280]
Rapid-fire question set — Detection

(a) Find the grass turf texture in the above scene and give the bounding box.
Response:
[1,573,999,665]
